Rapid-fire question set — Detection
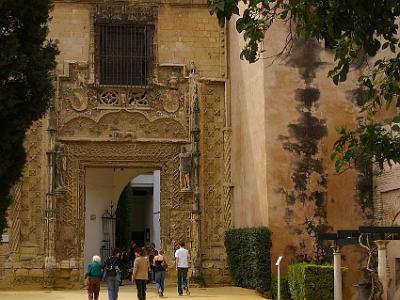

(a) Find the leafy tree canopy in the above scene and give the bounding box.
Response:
[0,0,58,235]
[208,0,400,172]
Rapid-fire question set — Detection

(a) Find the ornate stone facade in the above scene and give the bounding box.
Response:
[0,1,230,288]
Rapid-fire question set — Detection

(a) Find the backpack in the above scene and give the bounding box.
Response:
[105,257,118,277]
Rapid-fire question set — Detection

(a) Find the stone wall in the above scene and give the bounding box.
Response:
[158,6,226,78]
[0,120,49,288]
[374,164,400,298]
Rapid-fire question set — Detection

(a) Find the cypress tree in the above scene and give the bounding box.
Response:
[0,0,58,235]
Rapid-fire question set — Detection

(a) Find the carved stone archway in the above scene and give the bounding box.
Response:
[49,141,191,284]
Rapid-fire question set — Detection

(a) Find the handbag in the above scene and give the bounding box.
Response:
[161,260,168,270]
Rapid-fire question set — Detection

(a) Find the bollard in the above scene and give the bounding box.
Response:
[275,256,283,300]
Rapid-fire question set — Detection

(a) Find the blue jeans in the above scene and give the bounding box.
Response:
[106,273,120,300]
[177,268,188,295]
[155,270,166,293]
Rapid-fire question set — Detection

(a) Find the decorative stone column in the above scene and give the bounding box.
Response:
[189,66,202,279]
[333,246,343,300]
[375,240,389,300]
[44,105,58,287]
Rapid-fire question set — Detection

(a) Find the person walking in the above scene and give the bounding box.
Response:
[85,255,103,300]
[132,247,149,300]
[104,248,124,300]
[153,249,168,297]
[147,242,158,283]
[175,240,190,296]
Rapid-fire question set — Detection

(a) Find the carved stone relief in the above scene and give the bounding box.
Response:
[19,121,45,250]
[94,4,156,24]
[58,62,189,141]
[199,82,226,251]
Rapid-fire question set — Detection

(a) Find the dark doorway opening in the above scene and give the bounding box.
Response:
[131,231,145,248]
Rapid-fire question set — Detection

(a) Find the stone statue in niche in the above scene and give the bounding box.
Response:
[179,146,192,192]
[75,71,87,88]
[54,143,66,192]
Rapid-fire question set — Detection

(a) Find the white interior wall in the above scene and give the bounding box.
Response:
[152,171,161,250]
[85,168,161,266]
[85,168,114,266]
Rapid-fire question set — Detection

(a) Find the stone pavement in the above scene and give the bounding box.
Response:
[0,285,267,300]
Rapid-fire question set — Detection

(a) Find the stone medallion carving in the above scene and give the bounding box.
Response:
[162,90,180,113]
[67,89,89,112]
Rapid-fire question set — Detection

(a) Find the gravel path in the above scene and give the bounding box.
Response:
[0,285,267,300]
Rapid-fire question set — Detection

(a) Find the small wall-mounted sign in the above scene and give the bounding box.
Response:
[90,214,96,221]
[1,234,9,243]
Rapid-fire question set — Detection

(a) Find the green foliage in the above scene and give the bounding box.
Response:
[116,185,134,250]
[208,0,400,171]
[331,124,400,172]
[224,227,271,292]
[272,274,291,300]
[288,263,346,300]
[0,0,58,235]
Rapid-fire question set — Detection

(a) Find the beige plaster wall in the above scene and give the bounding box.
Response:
[228,18,269,228]
[229,18,371,298]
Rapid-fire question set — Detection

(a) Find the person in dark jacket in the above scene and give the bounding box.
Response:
[85,255,103,300]
[104,248,124,300]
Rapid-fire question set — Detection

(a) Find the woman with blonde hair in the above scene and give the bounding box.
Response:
[85,255,103,300]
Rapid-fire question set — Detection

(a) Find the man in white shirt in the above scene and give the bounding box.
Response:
[175,240,189,296]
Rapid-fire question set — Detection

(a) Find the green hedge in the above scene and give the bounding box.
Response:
[224,227,271,292]
[288,263,340,300]
[272,275,291,300]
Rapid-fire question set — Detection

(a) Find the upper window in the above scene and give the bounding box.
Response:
[96,22,152,86]
[94,6,155,86]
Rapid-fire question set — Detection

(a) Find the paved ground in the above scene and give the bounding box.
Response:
[0,284,267,300]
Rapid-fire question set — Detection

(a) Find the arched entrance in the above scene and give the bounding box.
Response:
[115,172,161,252]
[83,168,162,266]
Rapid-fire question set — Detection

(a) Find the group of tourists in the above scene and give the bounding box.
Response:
[85,240,190,300]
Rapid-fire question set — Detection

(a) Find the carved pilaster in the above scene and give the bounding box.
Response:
[9,183,22,254]
[189,65,202,278]
[223,127,232,230]
[44,103,58,287]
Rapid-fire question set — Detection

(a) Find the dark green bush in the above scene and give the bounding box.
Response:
[288,263,345,300]
[272,275,291,300]
[224,227,271,292]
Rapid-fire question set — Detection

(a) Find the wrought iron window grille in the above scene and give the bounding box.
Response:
[94,5,155,87]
